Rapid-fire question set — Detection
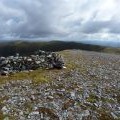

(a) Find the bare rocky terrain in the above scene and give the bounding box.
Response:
[0,50,120,120]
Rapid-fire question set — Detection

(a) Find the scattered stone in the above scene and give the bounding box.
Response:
[0,50,120,119]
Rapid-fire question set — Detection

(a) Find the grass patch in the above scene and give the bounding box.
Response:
[87,94,99,103]
[0,69,55,85]
[101,97,115,103]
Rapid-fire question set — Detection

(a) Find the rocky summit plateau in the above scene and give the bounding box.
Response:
[0,50,120,120]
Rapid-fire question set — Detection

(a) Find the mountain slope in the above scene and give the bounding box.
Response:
[0,41,120,56]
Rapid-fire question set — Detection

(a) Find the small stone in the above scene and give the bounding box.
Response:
[28,111,40,118]
[111,112,118,119]
[63,66,66,69]
[70,91,76,99]
[2,106,9,115]
[47,96,54,100]
[82,110,90,117]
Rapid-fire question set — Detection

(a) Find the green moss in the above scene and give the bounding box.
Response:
[101,97,115,103]
[87,94,99,103]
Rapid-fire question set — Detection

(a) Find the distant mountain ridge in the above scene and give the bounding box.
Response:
[79,40,120,48]
[0,41,120,56]
[0,40,120,48]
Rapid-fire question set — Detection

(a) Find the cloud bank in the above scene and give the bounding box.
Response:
[0,0,120,42]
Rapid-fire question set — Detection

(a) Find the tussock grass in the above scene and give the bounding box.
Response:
[0,69,50,84]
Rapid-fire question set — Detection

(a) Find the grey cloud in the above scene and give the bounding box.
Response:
[80,19,120,34]
[0,0,120,41]
[80,20,111,34]
[0,0,67,39]
[109,21,120,34]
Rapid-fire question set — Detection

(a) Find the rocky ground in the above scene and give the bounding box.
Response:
[0,50,120,120]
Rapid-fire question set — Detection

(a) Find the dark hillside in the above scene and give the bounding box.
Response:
[0,41,119,56]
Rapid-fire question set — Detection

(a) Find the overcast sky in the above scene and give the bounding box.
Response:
[0,0,120,42]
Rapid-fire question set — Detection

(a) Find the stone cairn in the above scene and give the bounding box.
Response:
[0,50,65,75]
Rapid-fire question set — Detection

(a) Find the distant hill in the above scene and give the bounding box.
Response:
[0,40,120,56]
[79,40,120,48]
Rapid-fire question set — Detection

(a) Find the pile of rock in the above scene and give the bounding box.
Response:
[0,50,65,75]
